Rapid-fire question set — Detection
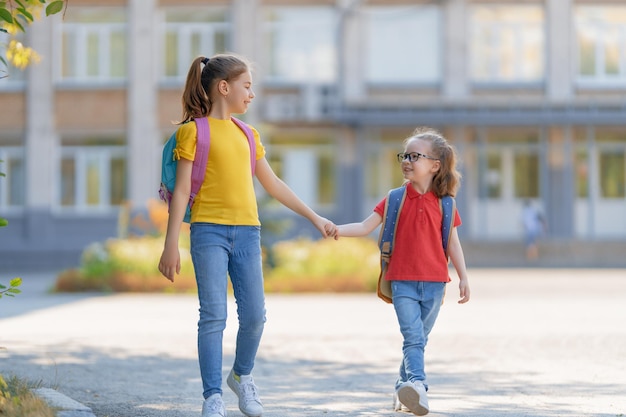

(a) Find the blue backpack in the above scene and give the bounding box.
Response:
[158,117,256,223]
[376,185,456,303]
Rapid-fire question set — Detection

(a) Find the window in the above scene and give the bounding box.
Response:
[365,5,441,84]
[470,5,545,83]
[480,152,503,199]
[59,146,126,209]
[514,153,539,198]
[576,6,626,86]
[597,130,626,199]
[161,8,230,82]
[58,7,127,83]
[0,148,25,209]
[599,151,625,198]
[264,7,337,82]
[478,129,541,199]
[263,136,336,208]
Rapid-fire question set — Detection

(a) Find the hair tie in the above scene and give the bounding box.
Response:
[201,57,210,65]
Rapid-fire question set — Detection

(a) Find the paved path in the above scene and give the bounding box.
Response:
[1,268,625,417]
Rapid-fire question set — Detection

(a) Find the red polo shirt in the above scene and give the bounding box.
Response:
[374,185,462,283]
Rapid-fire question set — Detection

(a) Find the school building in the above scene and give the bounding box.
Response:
[1,0,625,269]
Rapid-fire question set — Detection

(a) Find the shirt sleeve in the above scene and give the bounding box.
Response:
[249,125,266,160]
[374,196,386,217]
[454,208,462,227]
[174,122,197,161]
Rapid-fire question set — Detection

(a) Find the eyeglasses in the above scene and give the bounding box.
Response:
[396,152,439,163]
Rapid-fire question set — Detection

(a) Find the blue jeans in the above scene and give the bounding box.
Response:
[190,223,266,399]
[392,280,446,389]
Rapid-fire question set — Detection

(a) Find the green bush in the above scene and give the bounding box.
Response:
[55,235,197,293]
[55,233,382,294]
[264,237,380,293]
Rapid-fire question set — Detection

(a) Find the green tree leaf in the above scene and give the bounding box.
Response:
[0,218,8,227]
[9,278,21,287]
[17,7,34,23]
[0,8,14,24]
[45,1,64,16]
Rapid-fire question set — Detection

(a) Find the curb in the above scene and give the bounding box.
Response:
[33,388,96,417]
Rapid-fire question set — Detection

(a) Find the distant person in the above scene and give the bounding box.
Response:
[334,127,471,416]
[521,200,546,261]
[157,53,336,417]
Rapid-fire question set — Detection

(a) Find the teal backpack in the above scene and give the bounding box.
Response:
[158,117,256,223]
[376,185,456,303]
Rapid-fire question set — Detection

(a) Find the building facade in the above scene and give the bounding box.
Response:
[1,0,625,269]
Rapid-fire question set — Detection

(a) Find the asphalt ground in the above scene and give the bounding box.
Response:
[1,268,625,417]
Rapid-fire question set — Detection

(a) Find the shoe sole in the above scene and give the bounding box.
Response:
[397,386,429,416]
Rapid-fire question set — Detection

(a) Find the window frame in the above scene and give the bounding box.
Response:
[54,7,128,86]
[575,5,626,88]
[56,145,127,212]
[469,4,546,86]
[159,7,231,84]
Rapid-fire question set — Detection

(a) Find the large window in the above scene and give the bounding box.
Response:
[478,129,541,200]
[597,130,626,199]
[263,7,337,82]
[0,148,25,209]
[574,129,626,199]
[576,6,626,86]
[264,135,336,208]
[57,7,127,83]
[470,5,545,83]
[59,146,126,210]
[161,8,230,82]
[365,5,441,84]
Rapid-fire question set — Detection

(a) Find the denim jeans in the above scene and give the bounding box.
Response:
[392,280,446,389]
[190,223,266,399]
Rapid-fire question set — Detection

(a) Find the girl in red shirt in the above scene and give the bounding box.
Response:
[336,127,470,416]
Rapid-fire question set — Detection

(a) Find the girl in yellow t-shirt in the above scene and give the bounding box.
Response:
[158,54,336,417]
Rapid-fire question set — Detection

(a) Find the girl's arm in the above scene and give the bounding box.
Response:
[158,158,193,282]
[447,226,470,304]
[336,212,383,238]
[255,157,335,238]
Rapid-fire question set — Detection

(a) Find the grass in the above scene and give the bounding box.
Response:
[0,374,56,417]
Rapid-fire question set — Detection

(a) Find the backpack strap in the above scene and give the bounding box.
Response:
[188,116,256,209]
[440,195,456,259]
[378,185,407,263]
[189,117,210,207]
[231,116,256,175]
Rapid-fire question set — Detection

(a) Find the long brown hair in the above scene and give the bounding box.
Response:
[178,53,250,124]
[404,127,462,198]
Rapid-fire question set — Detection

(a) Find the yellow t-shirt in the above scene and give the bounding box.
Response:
[175,117,266,225]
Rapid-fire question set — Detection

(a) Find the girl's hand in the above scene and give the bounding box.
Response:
[458,278,470,304]
[324,220,337,239]
[158,246,180,283]
[312,215,336,238]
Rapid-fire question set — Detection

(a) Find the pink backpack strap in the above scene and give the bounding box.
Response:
[189,117,210,205]
[231,116,257,175]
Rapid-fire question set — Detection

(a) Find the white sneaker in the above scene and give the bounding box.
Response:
[202,393,227,417]
[393,390,408,412]
[227,369,263,417]
[396,381,429,416]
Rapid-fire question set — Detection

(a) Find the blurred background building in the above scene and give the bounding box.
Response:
[1,0,625,269]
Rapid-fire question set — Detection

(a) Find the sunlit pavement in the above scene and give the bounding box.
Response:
[1,268,625,417]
